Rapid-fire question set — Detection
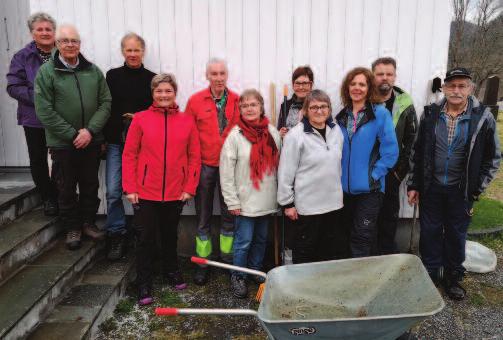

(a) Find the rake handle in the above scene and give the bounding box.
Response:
[191,257,267,278]
[156,307,257,316]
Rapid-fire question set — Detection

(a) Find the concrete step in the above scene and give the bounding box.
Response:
[0,171,41,226]
[0,208,61,283]
[0,238,103,340]
[28,254,135,340]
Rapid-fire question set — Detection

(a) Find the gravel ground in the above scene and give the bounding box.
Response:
[97,252,503,340]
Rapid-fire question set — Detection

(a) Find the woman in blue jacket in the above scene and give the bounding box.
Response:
[335,67,398,258]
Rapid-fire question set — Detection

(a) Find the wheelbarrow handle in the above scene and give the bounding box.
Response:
[156,307,257,316]
[191,257,267,278]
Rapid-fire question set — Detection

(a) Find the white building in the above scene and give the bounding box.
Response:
[0,0,452,217]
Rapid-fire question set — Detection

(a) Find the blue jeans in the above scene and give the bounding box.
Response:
[232,215,269,278]
[105,144,126,235]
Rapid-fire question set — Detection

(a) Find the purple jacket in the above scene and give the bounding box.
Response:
[6,41,46,128]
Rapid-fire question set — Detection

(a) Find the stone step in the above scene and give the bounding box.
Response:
[28,254,135,340]
[0,238,103,340]
[0,171,41,226]
[0,208,61,283]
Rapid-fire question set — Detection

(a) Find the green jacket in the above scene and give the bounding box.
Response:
[390,86,418,181]
[34,50,111,148]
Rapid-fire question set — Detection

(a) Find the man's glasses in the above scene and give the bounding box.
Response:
[58,38,81,45]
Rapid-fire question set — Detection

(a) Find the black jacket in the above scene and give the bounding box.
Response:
[277,94,303,130]
[103,64,156,144]
[407,97,501,202]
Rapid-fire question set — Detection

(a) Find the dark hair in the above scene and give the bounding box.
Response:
[151,73,177,93]
[340,67,381,107]
[292,65,314,84]
[301,89,332,117]
[239,89,265,117]
[371,57,397,71]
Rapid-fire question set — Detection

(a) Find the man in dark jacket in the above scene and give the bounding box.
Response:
[6,12,58,216]
[372,57,418,254]
[35,24,111,251]
[407,68,500,300]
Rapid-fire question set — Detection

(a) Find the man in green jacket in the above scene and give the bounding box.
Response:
[35,24,111,250]
[372,57,418,255]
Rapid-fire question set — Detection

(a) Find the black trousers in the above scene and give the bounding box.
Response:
[51,146,100,231]
[343,192,383,258]
[292,209,349,264]
[136,199,183,288]
[23,127,57,201]
[376,173,401,254]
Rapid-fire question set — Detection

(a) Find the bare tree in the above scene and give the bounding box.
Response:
[449,0,472,66]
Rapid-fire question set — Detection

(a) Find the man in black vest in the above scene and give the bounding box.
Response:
[407,68,500,300]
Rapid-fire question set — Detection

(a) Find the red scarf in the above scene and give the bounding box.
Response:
[238,116,279,189]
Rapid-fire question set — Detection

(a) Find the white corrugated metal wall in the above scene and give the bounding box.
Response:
[1,0,452,216]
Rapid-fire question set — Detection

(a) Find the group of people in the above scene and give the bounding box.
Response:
[7,13,500,306]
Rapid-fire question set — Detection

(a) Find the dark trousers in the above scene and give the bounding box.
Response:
[343,192,383,258]
[51,146,100,231]
[136,199,183,288]
[376,173,401,254]
[23,127,57,201]
[419,183,472,276]
[292,209,349,264]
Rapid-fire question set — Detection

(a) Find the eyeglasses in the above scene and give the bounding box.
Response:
[58,38,81,45]
[308,105,329,112]
[293,81,312,87]
[240,103,260,110]
[444,83,469,91]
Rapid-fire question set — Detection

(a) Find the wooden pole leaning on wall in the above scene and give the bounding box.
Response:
[269,83,280,267]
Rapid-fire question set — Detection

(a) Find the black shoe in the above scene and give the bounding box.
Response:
[66,229,82,250]
[138,286,153,306]
[443,270,466,300]
[249,274,266,284]
[43,199,58,216]
[107,233,126,261]
[166,271,188,290]
[194,266,209,286]
[231,275,247,298]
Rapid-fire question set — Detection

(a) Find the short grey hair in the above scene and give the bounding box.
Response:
[120,32,145,50]
[302,89,332,117]
[151,73,178,93]
[206,57,228,74]
[27,12,56,32]
[55,24,80,41]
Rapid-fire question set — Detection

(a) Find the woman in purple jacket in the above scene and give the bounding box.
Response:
[6,12,58,216]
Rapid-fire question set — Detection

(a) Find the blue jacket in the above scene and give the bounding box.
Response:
[336,103,398,194]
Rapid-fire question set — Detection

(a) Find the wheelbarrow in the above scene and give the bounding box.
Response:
[156,254,445,340]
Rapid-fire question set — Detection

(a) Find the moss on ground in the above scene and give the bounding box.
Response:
[470,197,503,230]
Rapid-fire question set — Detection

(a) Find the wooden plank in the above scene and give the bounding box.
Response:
[191,0,210,91]
[274,0,294,105]
[309,0,329,89]
[326,0,347,109]
[361,0,382,67]
[174,0,194,110]
[158,0,176,74]
[292,0,310,67]
[141,0,160,72]
[225,0,243,92]
[259,0,276,115]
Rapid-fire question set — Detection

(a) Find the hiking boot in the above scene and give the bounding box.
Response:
[166,271,188,290]
[66,229,82,250]
[231,275,247,298]
[249,274,266,284]
[82,223,105,240]
[443,271,466,301]
[107,233,126,261]
[194,266,209,286]
[138,286,153,306]
[43,199,58,216]
[427,268,442,287]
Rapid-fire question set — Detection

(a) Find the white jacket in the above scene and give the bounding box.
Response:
[220,124,281,217]
[277,118,344,215]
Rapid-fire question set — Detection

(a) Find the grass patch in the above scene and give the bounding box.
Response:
[469,292,486,306]
[470,197,503,230]
[99,317,118,333]
[159,289,186,307]
[114,298,135,316]
[474,234,503,253]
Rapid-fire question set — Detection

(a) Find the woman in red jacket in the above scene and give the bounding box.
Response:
[122,73,201,305]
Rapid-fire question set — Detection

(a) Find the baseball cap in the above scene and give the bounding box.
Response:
[444,67,472,82]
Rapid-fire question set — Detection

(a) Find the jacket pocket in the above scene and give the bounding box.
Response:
[142,164,148,186]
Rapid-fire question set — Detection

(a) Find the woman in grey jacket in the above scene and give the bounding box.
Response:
[220,89,281,299]
[277,90,347,264]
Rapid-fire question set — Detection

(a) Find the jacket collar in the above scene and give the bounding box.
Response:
[335,101,376,125]
[149,104,180,115]
[302,115,335,133]
[52,49,92,71]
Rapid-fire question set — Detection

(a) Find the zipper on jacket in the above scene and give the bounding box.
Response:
[161,110,168,201]
[73,73,86,128]
[347,138,352,193]
[142,164,148,185]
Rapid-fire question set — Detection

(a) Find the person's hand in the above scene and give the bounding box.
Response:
[179,192,193,202]
[73,128,92,149]
[126,193,139,204]
[122,113,135,120]
[407,190,419,205]
[229,209,241,216]
[279,127,289,138]
[285,207,298,220]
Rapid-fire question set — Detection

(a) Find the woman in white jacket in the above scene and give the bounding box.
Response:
[220,89,281,299]
[277,89,347,264]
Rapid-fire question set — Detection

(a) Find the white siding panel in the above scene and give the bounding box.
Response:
[379,0,400,58]
[107,0,126,68]
[56,0,75,25]
[141,0,160,73]
[124,0,143,36]
[361,0,382,68]
[275,0,294,104]
[191,0,210,91]
[225,0,243,92]
[396,0,418,94]
[292,0,310,67]
[309,0,329,89]
[90,0,111,70]
[73,0,94,63]
[174,0,194,110]
[241,0,260,90]
[259,0,276,112]
[158,0,176,74]
[208,0,226,60]
[344,0,364,70]
[326,0,347,109]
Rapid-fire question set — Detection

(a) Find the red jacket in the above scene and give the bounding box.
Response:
[185,87,240,166]
[122,105,201,201]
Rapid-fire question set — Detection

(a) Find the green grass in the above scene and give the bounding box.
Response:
[470,197,503,230]
[114,298,135,316]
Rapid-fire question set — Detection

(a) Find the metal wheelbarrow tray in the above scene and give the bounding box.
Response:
[157,254,445,340]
